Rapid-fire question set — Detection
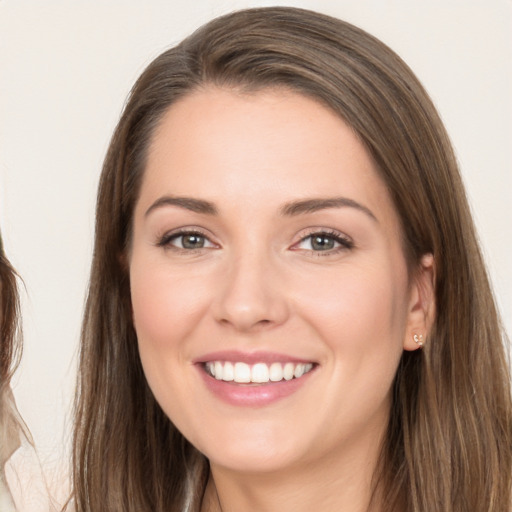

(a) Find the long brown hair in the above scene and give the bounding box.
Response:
[0,234,24,474]
[0,235,21,397]
[72,7,512,511]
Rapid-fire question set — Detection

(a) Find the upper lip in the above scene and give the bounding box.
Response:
[193,350,317,365]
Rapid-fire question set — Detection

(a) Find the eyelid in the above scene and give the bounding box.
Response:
[291,228,354,252]
[154,226,353,254]
[155,226,218,250]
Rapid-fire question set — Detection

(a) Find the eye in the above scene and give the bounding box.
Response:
[294,230,353,253]
[157,230,216,250]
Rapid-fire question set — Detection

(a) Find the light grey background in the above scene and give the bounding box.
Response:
[1,0,511,498]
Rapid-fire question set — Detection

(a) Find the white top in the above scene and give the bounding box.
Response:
[1,388,56,512]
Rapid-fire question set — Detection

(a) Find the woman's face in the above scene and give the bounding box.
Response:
[130,88,427,475]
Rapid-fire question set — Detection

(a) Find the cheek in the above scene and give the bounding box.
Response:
[130,259,211,351]
[129,255,215,422]
[295,262,409,426]
[292,257,411,411]
[298,262,409,345]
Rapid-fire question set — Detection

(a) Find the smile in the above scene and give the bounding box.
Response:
[204,361,315,384]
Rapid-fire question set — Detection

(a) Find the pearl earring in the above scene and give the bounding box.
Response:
[413,333,424,347]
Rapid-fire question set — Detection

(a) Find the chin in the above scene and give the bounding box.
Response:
[189,420,308,474]
[206,444,301,475]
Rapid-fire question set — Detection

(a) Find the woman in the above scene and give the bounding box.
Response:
[72,7,512,511]
[0,236,22,511]
[0,236,55,511]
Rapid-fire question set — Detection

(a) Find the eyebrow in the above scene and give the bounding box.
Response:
[145,195,377,222]
[145,196,218,217]
[280,197,378,222]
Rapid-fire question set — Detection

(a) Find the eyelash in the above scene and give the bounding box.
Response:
[156,228,354,256]
[156,229,214,253]
[293,229,354,256]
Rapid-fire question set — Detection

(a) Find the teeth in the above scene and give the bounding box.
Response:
[283,362,295,381]
[234,362,251,383]
[251,363,269,383]
[214,361,223,380]
[222,361,234,381]
[269,362,283,382]
[294,363,305,378]
[206,361,314,383]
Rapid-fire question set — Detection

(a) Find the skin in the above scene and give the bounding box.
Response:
[129,87,434,512]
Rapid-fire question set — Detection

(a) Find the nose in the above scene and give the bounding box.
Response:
[212,249,290,332]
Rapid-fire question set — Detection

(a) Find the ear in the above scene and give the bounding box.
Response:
[403,253,436,351]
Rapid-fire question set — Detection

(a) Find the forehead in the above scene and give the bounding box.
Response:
[138,87,398,226]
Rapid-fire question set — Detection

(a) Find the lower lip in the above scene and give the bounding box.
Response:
[197,365,315,407]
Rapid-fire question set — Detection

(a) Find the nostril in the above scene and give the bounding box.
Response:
[212,277,290,331]
[218,316,275,332]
